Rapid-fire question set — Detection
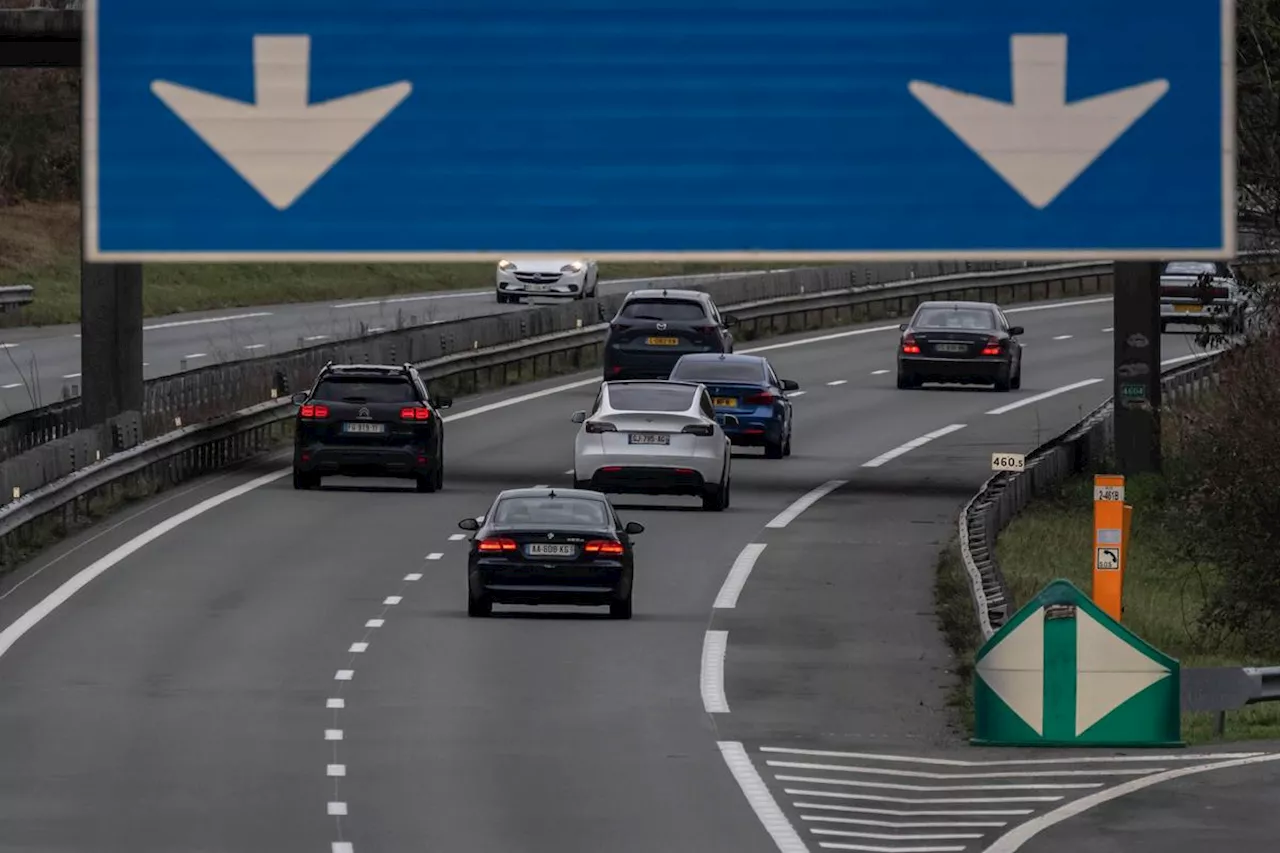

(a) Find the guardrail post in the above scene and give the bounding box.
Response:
[1112,262,1163,474]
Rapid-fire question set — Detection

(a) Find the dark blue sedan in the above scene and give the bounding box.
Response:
[668,353,799,458]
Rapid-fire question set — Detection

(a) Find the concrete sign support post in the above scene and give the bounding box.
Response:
[1113,262,1163,475]
[973,579,1182,747]
[79,262,143,425]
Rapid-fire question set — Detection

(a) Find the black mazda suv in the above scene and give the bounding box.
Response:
[291,362,452,491]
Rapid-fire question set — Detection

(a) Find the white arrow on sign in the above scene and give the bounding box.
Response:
[152,35,413,211]
[908,34,1169,209]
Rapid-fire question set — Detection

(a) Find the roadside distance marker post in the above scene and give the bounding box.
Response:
[973,579,1182,747]
[81,0,1235,262]
[1093,474,1126,621]
[991,452,1026,473]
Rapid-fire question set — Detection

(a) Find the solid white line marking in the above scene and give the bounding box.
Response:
[766,480,846,529]
[304,334,329,341]
[1162,351,1221,367]
[985,378,1104,415]
[983,752,1280,852]
[327,802,348,816]
[331,290,485,309]
[244,343,266,350]
[0,469,290,664]
[334,670,354,681]
[744,324,902,354]
[783,788,1063,804]
[332,844,354,853]
[383,596,401,605]
[365,618,384,628]
[1052,334,1072,340]
[1004,296,1111,314]
[368,326,386,333]
[1,383,21,389]
[718,741,809,852]
[144,311,272,330]
[801,815,1008,828]
[1102,327,1114,333]
[766,760,1161,779]
[701,630,729,713]
[448,533,466,541]
[348,642,368,653]
[812,828,982,840]
[183,353,208,360]
[714,543,767,609]
[425,553,443,560]
[403,573,422,582]
[862,424,966,468]
[326,698,345,710]
[61,372,81,379]
[325,729,343,741]
[446,377,599,421]
[327,764,346,777]
[870,369,889,375]
[564,468,575,474]
[826,379,848,386]
[759,746,1256,766]
[534,484,548,488]
[775,774,1097,792]
[794,801,1033,817]
[816,842,965,852]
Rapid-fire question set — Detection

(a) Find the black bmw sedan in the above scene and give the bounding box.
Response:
[896,300,1024,391]
[459,487,644,619]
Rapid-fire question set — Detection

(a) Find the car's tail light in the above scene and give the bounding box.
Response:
[682,424,714,436]
[901,334,920,354]
[744,391,775,405]
[584,539,625,555]
[400,406,431,420]
[694,325,717,334]
[585,421,617,433]
[299,404,329,419]
[981,337,1003,356]
[477,537,517,552]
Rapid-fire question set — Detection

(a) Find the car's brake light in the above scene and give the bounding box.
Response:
[477,537,517,552]
[682,423,714,436]
[585,421,617,433]
[400,406,431,420]
[901,334,920,354]
[744,391,775,405]
[584,539,625,555]
[981,336,1002,356]
[299,404,330,419]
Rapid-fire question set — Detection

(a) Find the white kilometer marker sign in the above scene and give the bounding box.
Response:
[151,35,413,210]
[909,35,1169,209]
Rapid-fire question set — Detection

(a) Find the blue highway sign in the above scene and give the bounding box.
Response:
[84,0,1235,262]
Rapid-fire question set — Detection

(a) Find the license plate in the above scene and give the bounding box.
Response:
[342,422,386,434]
[712,397,738,407]
[628,432,670,445]
[525,543,576,557]
[647,337,679,346]
[935,343,968,353]
[528,284,549,292]
[1174,304,1201,313]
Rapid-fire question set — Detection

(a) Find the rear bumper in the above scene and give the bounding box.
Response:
[294,443,433,478]
[899,355,1009,383]
[1161,303,1239,324]
[582,465,712,496]
[470,559,629,604]
[723,417,784,446]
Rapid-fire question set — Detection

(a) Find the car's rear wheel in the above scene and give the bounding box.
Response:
[467,592,491,617]
[896,368,919,389]
[783,429,792,457]
[1010,367,1022,390]
[609,595,633,620]
[994,366,1013,392]
[416,458,442,493]
[703,471,729,512]
[764,437,785,459]
[292,469,318,490]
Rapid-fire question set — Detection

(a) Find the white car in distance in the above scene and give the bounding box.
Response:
[495,257,600,303]
[570,380,735,512]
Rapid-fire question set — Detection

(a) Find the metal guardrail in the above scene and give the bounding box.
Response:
[0,285,33,312]
[956,350,1280,725]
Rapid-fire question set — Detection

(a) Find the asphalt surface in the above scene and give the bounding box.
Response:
[0,269,765,417]
[0,295,1266,853]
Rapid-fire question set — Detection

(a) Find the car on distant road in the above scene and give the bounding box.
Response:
[1159,260,1247,334]
[896,301,1024,391]
[495,257,599,303]
[458,487,645,619]
[602,289,738,380]
[290,362,451,491]
[667,353,798,458]
[570,380,735,511]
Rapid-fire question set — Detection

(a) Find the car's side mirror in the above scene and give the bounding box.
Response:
[458,518,480,531]
[1009,326,1024,336]
[570,410,587,424]
[435,394,453,409]
[898,323,909,332]
[781,379,800,391]
[624,521,645,535]
[290,391,308,405]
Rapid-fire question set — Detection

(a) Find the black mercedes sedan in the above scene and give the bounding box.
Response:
[896,300,1024,391]
[459,487,644,619]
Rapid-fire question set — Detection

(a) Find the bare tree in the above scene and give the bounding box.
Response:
[1238,0,1280,232]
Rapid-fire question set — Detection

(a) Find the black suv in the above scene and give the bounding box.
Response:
[291,362,452,492]
[602,289,738,380]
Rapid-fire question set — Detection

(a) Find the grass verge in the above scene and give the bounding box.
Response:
[994,471,1280,744]
[0,203,805,327]
[936,539,981,737]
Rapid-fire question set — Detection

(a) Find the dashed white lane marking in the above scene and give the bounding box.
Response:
[1052,334,1072,340]
[368,326,386,333]
[327,803,348,816]
[448,533,466,541]
[326,698,345,709]
[0,343,15,349]
[714,543,767,609]
[383,596,402,605]
[349,642,368,653]
[564,468,575,474]
[335,670,354,681]
[985,378,1103,415]
[325,729,343,741]
[2,382,21,389]
[61,372,81,379]
[304,334,330,342]
[143,311,272,331]
[183,352,208,360]
[425,553,443,560]
[766,480,847,529]
[403,573,422,582]
[871,369,889,375]
[826,379,848,386]
[1102,327,1114,333]
[789,390,807,397]
[700,630,729,713]
[717,742,809,853]
[327,764,346,777]
[332,843,354,853]
[862,424,966,468]
[365,618,384,628]
[244,343,266,350]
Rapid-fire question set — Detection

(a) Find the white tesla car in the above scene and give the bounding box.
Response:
[570,380,736,511]
[495,257,599,303]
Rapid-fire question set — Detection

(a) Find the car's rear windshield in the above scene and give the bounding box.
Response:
[619,300,708,322]
[913,307,997,330]
[313,377,418,403]
[1163,261,1228,276]
[607,385,697,412]
[669,360,765,384]
[491,496,611,526]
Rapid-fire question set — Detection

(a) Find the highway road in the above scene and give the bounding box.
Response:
[0,294,1267,853]
[0,268,773,417]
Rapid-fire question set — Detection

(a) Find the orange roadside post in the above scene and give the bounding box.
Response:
[1092,474,1125,621]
